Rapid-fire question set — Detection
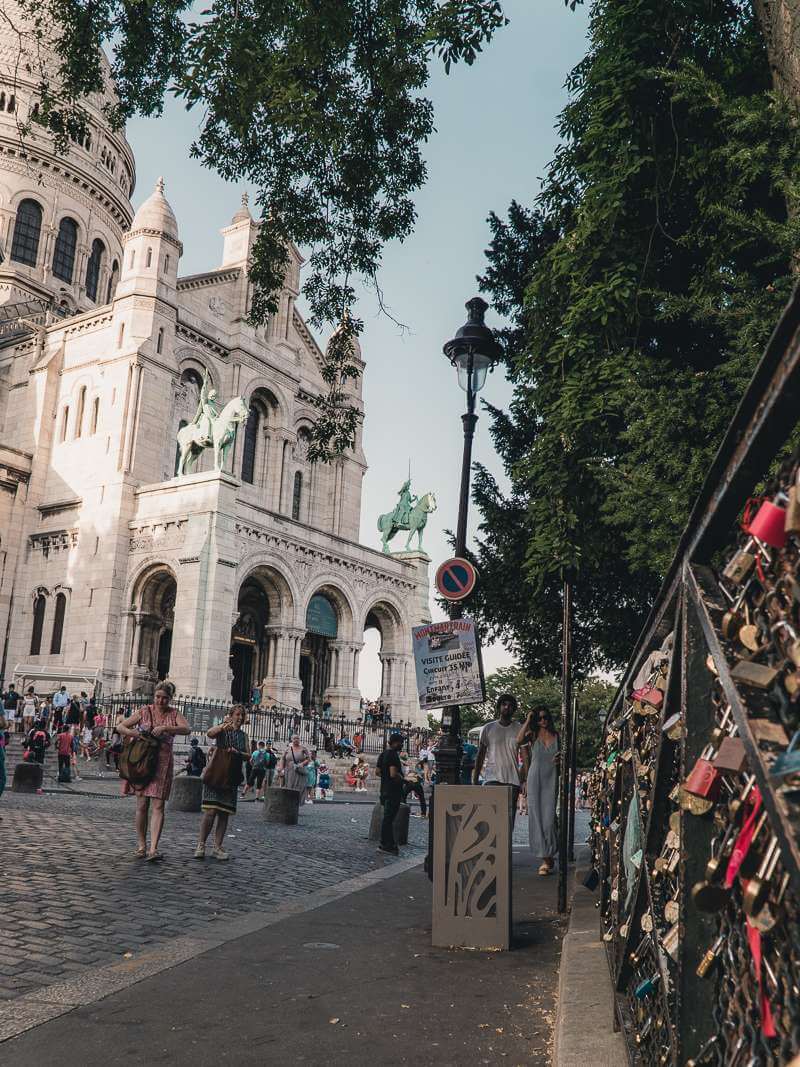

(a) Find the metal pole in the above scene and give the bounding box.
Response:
[568,693,578,862]
[435,358,476,786]
[558,574,573,915]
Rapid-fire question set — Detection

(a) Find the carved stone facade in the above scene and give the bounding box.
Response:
[0,16,431,720]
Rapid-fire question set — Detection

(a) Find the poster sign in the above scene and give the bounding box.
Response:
[412,616,485,711]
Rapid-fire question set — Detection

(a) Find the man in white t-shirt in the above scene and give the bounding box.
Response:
[473,693,522,826]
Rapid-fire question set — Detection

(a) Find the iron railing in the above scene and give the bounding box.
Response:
[589,284,800,1065]
[101,692,432,757]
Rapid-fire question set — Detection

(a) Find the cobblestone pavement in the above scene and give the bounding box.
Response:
[0,788,428,1003]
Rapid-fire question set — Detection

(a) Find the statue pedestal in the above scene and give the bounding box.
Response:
[390,550,431,563]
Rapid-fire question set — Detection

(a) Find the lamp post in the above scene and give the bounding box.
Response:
[434,296,501,786]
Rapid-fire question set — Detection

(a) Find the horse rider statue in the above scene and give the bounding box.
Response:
[377,480,437,554]
[176,370,249,475]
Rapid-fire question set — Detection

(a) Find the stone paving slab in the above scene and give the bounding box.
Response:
[0,789,428,1005]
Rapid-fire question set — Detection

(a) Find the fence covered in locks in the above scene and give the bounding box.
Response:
[589,286,800,1065]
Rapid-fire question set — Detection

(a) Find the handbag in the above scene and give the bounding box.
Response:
[118,731,161,786]
[202,744,241,790]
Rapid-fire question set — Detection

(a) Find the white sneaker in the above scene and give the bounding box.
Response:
[194,844,206,859]
[212,847,230,861]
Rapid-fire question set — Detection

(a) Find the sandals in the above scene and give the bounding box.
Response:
[146,850,164,862]
[539,861,553,876]
[134,846,147,859]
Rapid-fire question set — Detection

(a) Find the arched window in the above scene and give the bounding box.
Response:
[10,199,43,266]
[50,593,67,654]
[85,238,105,301]
[60,405,69,442]
[106,259,119,303]
[156,327,164,354]
[52,217,78,283]
[30,594,46,655]
[90,396,100,434]
[292,471,303,520]
[241,404,260,484]
[75,386,86,438]
[174,420,187,476]
[7,95,15,112]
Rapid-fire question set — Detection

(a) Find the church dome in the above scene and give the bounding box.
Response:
[130,177,179,240]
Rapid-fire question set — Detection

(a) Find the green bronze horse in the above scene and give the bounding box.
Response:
[378,492,437,553]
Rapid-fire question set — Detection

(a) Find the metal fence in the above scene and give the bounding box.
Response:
[588,285,800,1064]
[101,692,432,758]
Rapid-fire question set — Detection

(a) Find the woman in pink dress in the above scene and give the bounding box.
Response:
[117,684,190,861]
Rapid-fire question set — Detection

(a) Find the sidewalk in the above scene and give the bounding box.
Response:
[3,849,567,1065]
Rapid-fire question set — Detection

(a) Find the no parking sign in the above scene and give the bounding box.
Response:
[435,557,478,602]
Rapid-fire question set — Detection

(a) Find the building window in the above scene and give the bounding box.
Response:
[52,217,79,283]
[118,323,124,347]
[128,249,135,269]
[60,405,69,442]
[146,247,152,268]
[7,94,15,112]
[10,199,43,266]
[241,404,260,484]
[174,420,187,476]
[164,254,170,274]
[90,396,100,434]
[75,386,86,438]
[85,238,105,301]
[156,328,164,354]
[106,259,119,303]
[30,594,46,655]
[292,471,302,520]
[50,593,66,654]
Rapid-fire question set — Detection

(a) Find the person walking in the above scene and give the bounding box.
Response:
[473,694,524,827]
[277,734,311,803]
[52,685,69,728]
[518,707,560,875]
[3,685,21,734]
[117,684,190,861]
[195,706,250,861]
[56,724,73,782]
[261,741,278,795]
[184,737,207,777]
[21,686,39,734]
[242,740,267,798]
[376,732,405,855]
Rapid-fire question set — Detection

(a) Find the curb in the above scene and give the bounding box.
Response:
[553,852,626,1067]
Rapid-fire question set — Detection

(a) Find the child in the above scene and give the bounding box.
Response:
[317,765,333,800]
[81,722,94,761]
[71,727,82,780]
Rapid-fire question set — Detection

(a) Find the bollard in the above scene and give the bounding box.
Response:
[168,774,203,812]
[368,800,410,846]
[12,762,43,793]
[264,787,301,825]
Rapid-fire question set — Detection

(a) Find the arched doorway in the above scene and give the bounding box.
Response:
[300,592,338,710]
[130,565,177,689]
[230,576,270,703]
[230,565,294,703]
[359,600,405,715]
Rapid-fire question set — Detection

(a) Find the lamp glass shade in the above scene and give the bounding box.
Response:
[455,349,491,392]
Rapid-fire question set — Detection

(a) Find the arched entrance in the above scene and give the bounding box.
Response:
[300,592,338,710]
[130,565,177,690]
[359,600,406,713]
[230,565,294,703]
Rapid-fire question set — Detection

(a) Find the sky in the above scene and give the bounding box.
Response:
[125,1,590,699]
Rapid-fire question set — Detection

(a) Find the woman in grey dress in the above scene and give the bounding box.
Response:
[195,705,250,862]
[277,734,311,803]
[518,707,560,875]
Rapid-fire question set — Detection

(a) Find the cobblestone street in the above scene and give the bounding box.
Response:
[0,789,427,1003]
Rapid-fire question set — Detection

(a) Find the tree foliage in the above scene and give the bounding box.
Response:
[434,666,613,766]
[13,0,506,459]
[471,0,800,676]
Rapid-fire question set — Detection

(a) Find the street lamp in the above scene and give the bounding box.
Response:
[434,296,502,786]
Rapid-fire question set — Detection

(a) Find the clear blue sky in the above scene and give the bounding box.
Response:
[125,1,590,697]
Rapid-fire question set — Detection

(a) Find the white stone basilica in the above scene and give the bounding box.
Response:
[0,16,431,721]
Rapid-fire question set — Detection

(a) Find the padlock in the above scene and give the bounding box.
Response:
[712,736,747,775]
[696,934,725,978]
[664,898,679,925]
[746,496,788,549]
[730,660,779,690]
[704,822,739,883]
[743,836,781,916]
[634,972,661,999]
[785,479,800,534]
[709,705,735,748]
[691,878,731,912]
[629,933,650,966]
[641,912,653,933]
[774,619,800,667]
[728,774,756,821]
[723,543,756,586]
[737,810,769,878]
[683,744,721,801]
[661,921,679,960]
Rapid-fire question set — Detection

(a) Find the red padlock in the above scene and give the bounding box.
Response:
[630,686,663,709]
[746,498,787,549]
[683,744,721,801]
